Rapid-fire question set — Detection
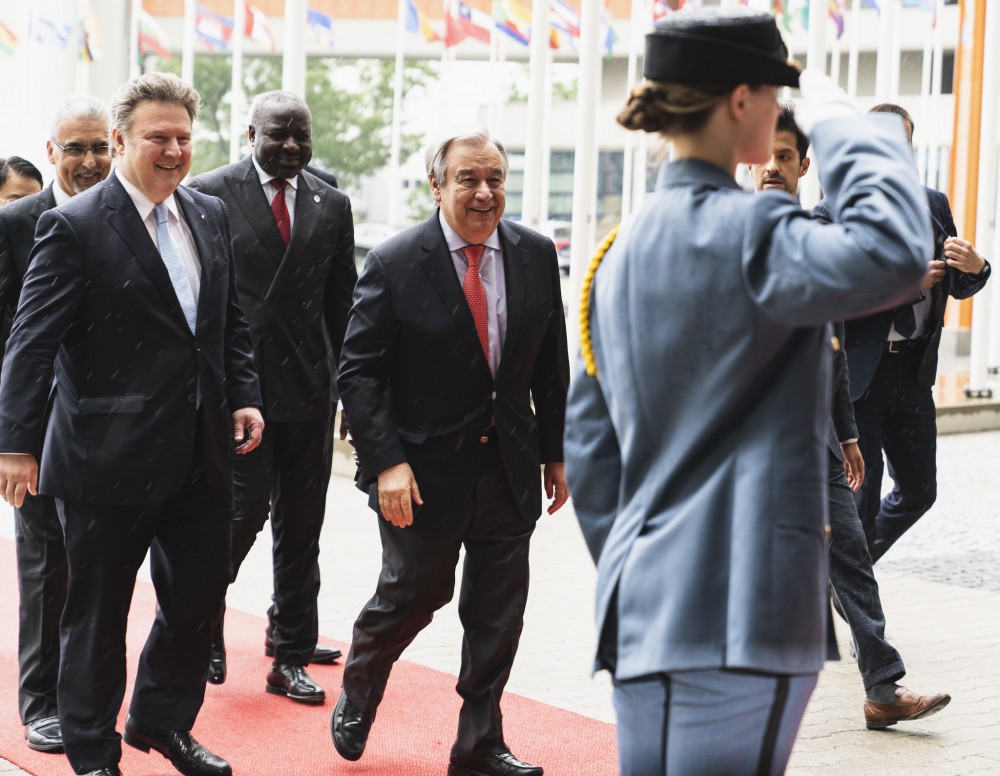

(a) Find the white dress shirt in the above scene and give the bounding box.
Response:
[251,156,298,232]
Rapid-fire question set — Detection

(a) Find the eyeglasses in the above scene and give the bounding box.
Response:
[50,139,111,158]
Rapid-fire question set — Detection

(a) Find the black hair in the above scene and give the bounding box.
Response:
[0,155,44,188]
[775,103,809,161]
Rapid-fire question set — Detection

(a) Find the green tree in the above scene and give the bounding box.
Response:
[159,55,432,185]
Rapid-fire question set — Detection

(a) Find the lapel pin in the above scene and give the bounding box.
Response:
[313,194,321,203]
[199,213,205,219]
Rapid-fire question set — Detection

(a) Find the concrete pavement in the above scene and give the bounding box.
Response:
[3,428,998,774]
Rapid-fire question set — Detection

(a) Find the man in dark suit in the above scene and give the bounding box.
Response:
[331,128,568,776]
[814,103,990,564]
[0,95,113,756]
[188,90,357,702]
[0,72,263,776]
[750,104,950,729]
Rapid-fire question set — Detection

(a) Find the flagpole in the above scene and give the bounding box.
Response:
[229,0,245,163]
[130,0,142,78]
[846,0,860,98]
[926,0,944,189]
[521,0,550,230]
[76,0,90,93]
[182,0,195,84]
[916,13,933,184]
[620,0,644,221]
[889,0,901,101]
[388,0,407,227]
[282,0,306,96]
[800,0,827,209]
[568,0,604,358]
[874,0,897,101]
[968,0,1000,394]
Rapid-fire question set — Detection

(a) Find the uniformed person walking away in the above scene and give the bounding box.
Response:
[564,8,932,775]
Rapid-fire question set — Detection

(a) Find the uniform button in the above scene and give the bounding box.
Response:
[187,393,197,404]
[491,391,497,400]
[479,435,489,444]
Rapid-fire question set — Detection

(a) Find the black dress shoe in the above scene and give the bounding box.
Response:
[208,620,226,685]
[331,690,376,761]
[81,768,122,776]
[264,634,342,664]
[449,750,544,776]
[25,714,64,753]
[123,714,231,776]
[265,663,326,704]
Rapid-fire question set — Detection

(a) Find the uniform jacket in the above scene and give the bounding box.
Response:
[338,213,569,530]
[188,157,356,421]
[0,184,58,351]
[814,186,991,400]
[564,114,930,681]
[0,174,261,504]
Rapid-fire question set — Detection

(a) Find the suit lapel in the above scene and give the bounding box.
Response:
[418,214,492,379]
[103,177,180,316]
[175,186,214,329]
[226,157,285,267]
[494,221,527,383]
[29,187,56,222]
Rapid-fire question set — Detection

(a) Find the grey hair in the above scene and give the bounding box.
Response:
[248,90,312,128]
[111,72,199,136]
[424,127,509,183]
[50,96,111,139]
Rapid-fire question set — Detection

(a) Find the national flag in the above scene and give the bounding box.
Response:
[79,0,101,62]
[549,0,580,39]
[772,0,793,33]
[306,8,334,47]
[901,0,933,11]
[445,1,493,47]
[828,0,845,38]
[138,10,172,59]
[30,12,73,49]
[601,5,616,56]
[195,4,234,51]
[244,2,276,51]
[405,0,442,43]
[494,0,531,46]
[0,19,18,55]
[861,0,879,12]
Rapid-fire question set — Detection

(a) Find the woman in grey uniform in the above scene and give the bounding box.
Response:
[564,7,931,775]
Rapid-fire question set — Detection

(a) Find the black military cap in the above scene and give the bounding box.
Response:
[643,8,799,88]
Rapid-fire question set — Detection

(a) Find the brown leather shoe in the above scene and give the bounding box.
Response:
[864,687,951,729]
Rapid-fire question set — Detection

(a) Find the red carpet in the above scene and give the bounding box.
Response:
[0,538,616,775]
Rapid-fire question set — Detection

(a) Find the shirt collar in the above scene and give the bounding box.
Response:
[438,209,502,254]
[251,155,299,191]
[52,182,72,207]
[114,169,180,223]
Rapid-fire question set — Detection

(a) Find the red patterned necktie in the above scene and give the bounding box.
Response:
[462,244,490,365]
[271,178,291,247]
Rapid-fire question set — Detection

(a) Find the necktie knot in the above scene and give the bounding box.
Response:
[154,202,169,227]
[463,244,484,269]
[272,177,287,192]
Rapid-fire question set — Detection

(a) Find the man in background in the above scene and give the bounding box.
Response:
[0,95,113,756]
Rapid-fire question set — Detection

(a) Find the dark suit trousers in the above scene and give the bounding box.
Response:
[14,493,67,725]
[853,345,938,563]
[55,477,231,774]
[342,434,533,756]
[827,453,905,690]
[231,415,331,665]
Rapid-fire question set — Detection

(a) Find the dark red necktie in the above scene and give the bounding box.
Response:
[462,244,490,364]
[271,178,290,247]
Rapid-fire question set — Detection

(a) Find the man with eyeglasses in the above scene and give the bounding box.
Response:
[0,95,113,757]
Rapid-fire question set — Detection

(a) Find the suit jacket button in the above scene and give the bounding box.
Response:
[491,391,497,400]
[187,393,197,404]
[479,435,489,444]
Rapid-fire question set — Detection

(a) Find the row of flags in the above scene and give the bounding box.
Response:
[657,1,938,40]
[405,0,616,54]
[0,0,944,61]
[0,3,102,61]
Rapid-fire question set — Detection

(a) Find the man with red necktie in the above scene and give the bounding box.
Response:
[188,90,357,702]
[332,128,569,776]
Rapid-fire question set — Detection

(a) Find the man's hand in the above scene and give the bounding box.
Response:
[943,237,987,276]
[378,462,422,528]
[233,407,265,454]
[544,462,568,515]
[338,407,351,442]
[921,260,947,289]
[840,442,865,492]
[0,453,39,508]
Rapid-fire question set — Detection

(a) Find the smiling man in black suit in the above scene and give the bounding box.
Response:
[0,72,263,776]
[188,90,357,703]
